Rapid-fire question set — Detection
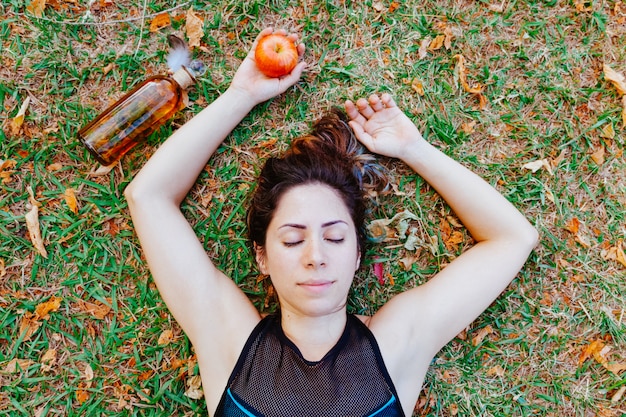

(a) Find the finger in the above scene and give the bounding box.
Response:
[356,98,375,119]
[278,61,307,88]
[296,42,306,58]
[369,94,384,112]
[248,28,274,58]
[348,121,374,150]
[380,93,397,108]
[344,100,367,125]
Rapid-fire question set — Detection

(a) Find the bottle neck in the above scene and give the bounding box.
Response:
[171,67,196,89]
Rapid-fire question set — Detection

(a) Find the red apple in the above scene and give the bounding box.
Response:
[254,34,298,78]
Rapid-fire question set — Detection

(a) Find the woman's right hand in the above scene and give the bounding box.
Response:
[344,93,423,160]
[229,28,306,105]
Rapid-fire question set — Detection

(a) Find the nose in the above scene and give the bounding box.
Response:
[304,237,326,269]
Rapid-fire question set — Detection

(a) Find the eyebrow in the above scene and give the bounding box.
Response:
[278,220,348,230]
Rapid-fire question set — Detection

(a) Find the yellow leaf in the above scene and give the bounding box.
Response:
[603,64,626,96]
[600,123,615,139]
[26,0,46,17]
[158,329,174,346]
[8,97,30,136]
[578,339,604,366]
[149,12,171,32]
[411,78,425,96]
[185,8,204,48]
[64,187,78,214]
[35,296,62,320]
[601,240,626,268]
[0,159,17,184]
[428,34,445,51]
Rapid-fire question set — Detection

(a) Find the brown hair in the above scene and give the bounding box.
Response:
[247,108,388,256]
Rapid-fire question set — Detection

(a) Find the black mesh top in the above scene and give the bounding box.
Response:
[214,313,405,417]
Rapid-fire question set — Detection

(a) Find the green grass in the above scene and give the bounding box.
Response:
[1,0,625,416]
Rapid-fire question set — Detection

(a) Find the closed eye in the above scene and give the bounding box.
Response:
[283,241,303,247]
[326,238,344,244]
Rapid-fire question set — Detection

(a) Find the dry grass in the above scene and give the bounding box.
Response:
[1,0,625,416]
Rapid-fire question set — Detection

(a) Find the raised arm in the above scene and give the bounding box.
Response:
[124,28,305,408]
[345,94,538,375]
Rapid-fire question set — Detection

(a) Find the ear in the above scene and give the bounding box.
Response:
[254,243,268,275]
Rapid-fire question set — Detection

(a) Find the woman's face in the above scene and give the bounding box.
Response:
[257,183,361,318]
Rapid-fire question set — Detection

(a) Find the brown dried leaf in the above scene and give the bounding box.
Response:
[40,348,57,372]
[460,120,477,134]
[601,240,626,268]
[428,34,445,51]
[35,296,62,319]
[185,7,204,48]
[600,123,615,139]
[565,217,581,234]
[417,38,430,60]
[19,313,41,341]
[25,202,48,258]
[8,97,30,136]
[454,55,487,109]
[64,187,78,214]
[4,358,35,373]
[76,298,112,320]
[444,26,454,50]
[185,375,204,399]
[149,12,171,32]
[578,339,604,366]
[0,159,17,184]
[411,78,425,96]
[471,325,493,346]
[158,329,174,346]
[590,145,605,165]
[522,159,551,174]
[26,0,46,17]
[603,64,626,96]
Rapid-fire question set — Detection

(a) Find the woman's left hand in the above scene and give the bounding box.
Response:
[229,28,306,105]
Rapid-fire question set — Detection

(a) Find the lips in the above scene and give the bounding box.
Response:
[297,280,334,292]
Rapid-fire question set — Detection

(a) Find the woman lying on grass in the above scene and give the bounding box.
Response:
[125,28,538,417]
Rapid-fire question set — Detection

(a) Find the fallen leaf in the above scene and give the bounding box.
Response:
[102,62,115,75]
[25,186,47,258]
[372,1,384,12]
[0,258,5,278]
[472,325,493,346]
[367,218,394,242]
[603,64,626,96]
[612,386,626,403]
[411,78,425,96]
[444,26,454,49]
[399,252,420,271]
[185,7,204,48]
[460,120,477,134]
[19,313,41,341]
[590,145,605,165]
[388,2,400,12]
[76,299,112,320]
[64,188,78,214]
[578,339,604,366]
[149,12,171,32]
[185,375,204,399]
[417,38,430,60]
[8,97,30,136]
[35,296,62,319]
[40,348,57,372]
[4,358,35,373]
[373,262,384,285]
[428,34,445,51]
[0,159,17,183]
[601,240,626,268]
[404,228,421,251]
[158,329,174,346]
[600,123,615,139]
[565,217,581,234]
[26,0,46,17]
[487,365,505,377]
[76,386,89,404]
[454,55,487,109]
[522,159,551,174]
[574,0,592,12]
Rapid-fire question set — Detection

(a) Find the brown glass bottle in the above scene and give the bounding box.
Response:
[78,68,195,166]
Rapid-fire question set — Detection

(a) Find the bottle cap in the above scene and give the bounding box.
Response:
[172,67,196,89]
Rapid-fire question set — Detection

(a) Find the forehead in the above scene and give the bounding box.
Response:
[271,183,352,225]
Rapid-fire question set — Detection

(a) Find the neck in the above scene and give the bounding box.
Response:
[279,308,348,362]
